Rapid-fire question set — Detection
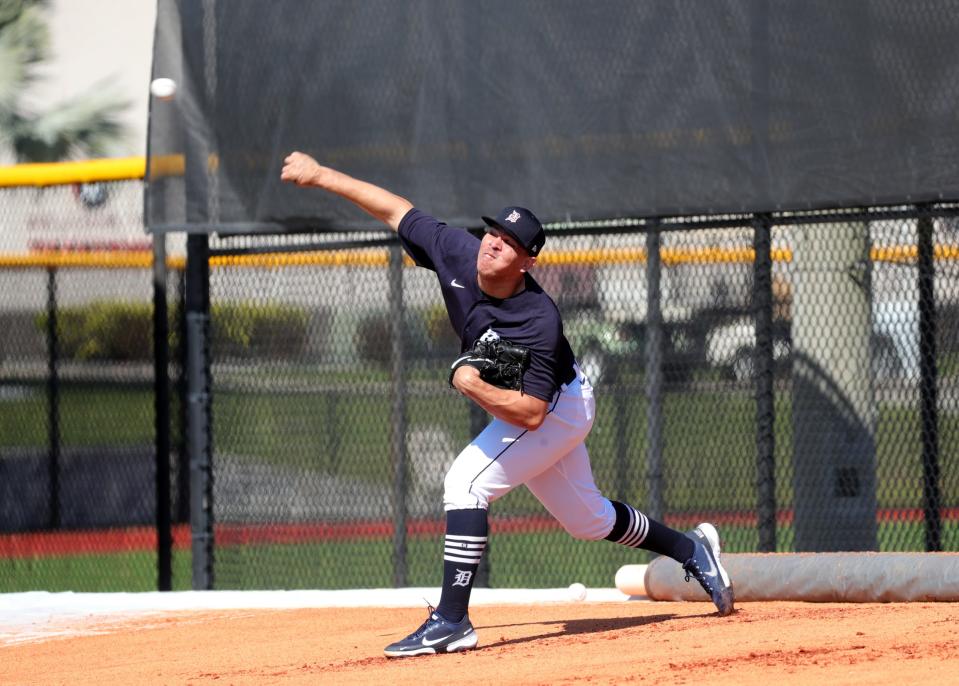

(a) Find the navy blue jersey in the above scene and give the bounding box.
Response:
[399,208,576,402]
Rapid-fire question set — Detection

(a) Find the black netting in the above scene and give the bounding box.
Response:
[148,1,959,233]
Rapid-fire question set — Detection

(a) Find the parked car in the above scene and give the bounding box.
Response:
[705,301,919,382]
[563,310,712,386]
[567,300,922,386]
[563,313,635,385]
[704,317,792,382]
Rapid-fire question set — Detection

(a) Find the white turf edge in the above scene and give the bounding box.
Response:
[0,586,641,645]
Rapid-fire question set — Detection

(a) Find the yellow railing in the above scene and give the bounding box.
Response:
[4,244,959,270]
[0,252,184,270]
[0,155,184,186]
[1,157,957,268]
[0,157,146,187]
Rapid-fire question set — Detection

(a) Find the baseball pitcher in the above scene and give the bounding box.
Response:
[280,151,734,658]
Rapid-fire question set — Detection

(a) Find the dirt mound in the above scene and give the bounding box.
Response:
[2,601,955,684]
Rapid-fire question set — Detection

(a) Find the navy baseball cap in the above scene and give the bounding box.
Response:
[481,206,546,257]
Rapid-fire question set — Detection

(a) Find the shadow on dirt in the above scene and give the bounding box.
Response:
[477,612,689,649]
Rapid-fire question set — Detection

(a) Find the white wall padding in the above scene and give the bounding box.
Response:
[629,553,959,603]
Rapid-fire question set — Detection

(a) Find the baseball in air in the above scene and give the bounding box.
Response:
[568,582,587,602]
[150,77,177,100]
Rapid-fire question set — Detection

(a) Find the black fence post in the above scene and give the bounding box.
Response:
[153,233,173,590]
[45,267,60,530]
[175,267,190,525]
[752,213,777,552]
[185,233,214,589]
[389,243,408,587]
[644,219,665,521]
[917,207,942,552]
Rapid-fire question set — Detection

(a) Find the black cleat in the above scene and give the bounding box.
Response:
[683,522,735,616]
[383,606,478,658]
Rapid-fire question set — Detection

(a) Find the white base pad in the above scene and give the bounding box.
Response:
[626,552,959,603]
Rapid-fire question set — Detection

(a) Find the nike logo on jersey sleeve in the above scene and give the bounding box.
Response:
[450,278,466,289]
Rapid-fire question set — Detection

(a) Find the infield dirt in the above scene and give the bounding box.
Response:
[2,601,956,684]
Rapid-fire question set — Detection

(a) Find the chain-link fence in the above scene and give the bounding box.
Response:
[204,205,959,590]
[1,169,957,592]
[0,174,189,591]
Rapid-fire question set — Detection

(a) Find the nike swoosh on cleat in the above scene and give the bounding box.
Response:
[696,534,719,577]
[450,279,465,288]
[421,633,455,647]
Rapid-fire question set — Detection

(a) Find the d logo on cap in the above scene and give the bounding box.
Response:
[481,206,546,256]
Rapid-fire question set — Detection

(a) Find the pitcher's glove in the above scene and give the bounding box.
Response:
[449,338,531,392]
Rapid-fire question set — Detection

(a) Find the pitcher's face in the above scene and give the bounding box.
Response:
[477,227,533,280]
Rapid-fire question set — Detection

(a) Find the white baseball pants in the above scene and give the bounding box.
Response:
[443,367,616,541]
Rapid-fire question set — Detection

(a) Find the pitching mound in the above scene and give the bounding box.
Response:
[2,601,955,684]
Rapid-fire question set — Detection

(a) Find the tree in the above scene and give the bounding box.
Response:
[0,0,130,162]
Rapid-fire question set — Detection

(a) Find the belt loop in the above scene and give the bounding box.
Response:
[572,362,584,385]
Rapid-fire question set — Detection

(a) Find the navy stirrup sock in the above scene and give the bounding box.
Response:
[604,500,694,563]
[436,508,489,623]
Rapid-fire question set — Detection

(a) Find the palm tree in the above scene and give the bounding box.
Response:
[0,0,130,162]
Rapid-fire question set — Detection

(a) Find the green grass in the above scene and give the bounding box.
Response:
[0,384,154,448]
[0,549,192,592]
[211,387,475,482]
